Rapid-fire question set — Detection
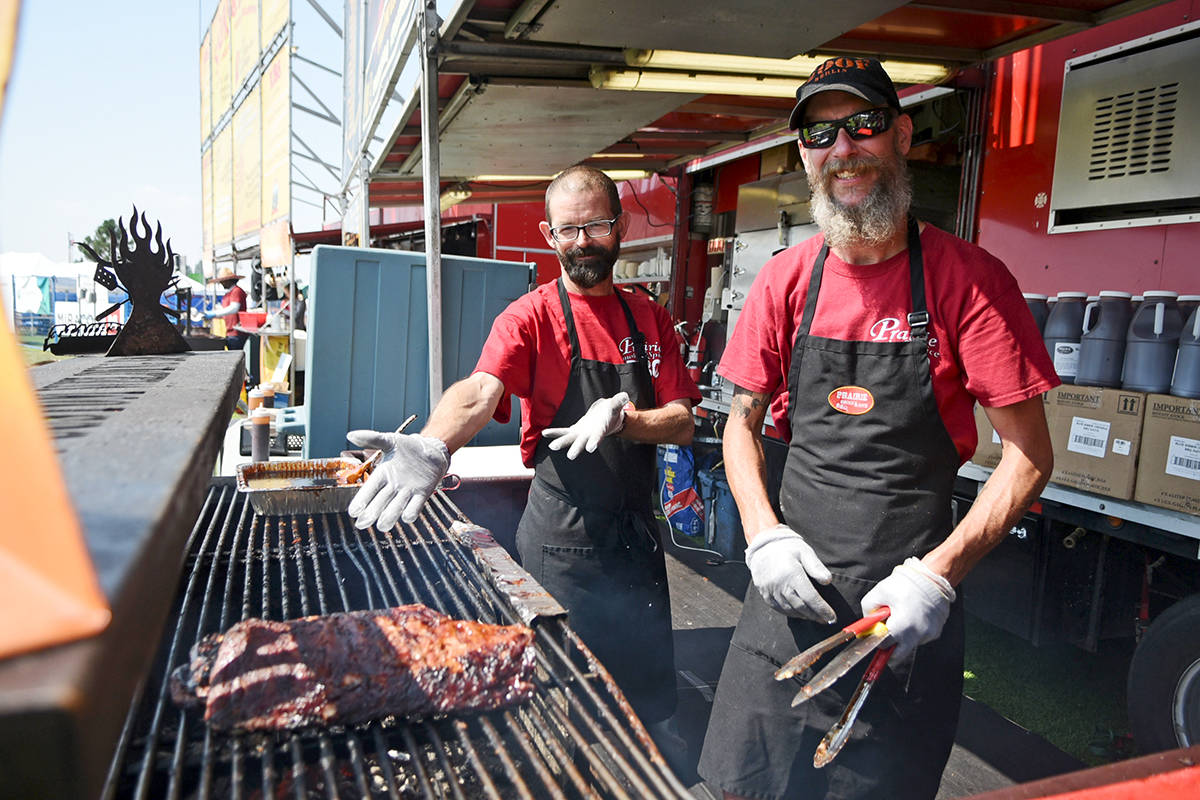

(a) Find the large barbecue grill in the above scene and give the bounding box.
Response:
[102,481,691,799]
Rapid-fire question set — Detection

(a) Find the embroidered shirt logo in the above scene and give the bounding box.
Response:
[870,316,942,362]
[619,336,662,378]
[828,386,874,415]
[869,317,911,342]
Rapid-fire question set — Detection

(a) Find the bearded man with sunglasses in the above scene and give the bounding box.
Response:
[697,58,1058,800]
[347,165,700,744]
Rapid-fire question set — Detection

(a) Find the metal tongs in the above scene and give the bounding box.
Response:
[773,605,894,768]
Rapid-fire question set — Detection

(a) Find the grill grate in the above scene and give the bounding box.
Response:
[103,480,689,799]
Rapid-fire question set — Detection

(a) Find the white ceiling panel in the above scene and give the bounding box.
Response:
[525,0,908,59]
[418,83,698,178]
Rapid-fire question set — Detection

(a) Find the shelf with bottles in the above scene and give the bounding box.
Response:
[613,246,671,284]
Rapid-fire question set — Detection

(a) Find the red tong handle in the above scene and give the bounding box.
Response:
[863,643,896,680]
[844,606,890,636]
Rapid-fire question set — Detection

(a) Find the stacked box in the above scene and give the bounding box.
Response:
[1043,386,1145,500]
[1134,395,1200,515]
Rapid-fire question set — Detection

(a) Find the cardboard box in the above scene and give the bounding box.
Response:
[1134,395,1200,515]
[971,404,1004,468]
[1044,386,1145,500]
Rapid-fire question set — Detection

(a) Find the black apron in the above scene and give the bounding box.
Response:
[515,279,676,724]
[699,219,965,799]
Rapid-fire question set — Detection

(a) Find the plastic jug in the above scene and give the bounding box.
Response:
[1179,295,1200,319]
[1122,291,1183,394]
[1043,292,1087,384]
[1076,291,1133,388]
[1171,305,1200,399]
[1023,293,1049,335]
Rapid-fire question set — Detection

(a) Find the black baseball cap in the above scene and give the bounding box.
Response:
[788,57,901,130]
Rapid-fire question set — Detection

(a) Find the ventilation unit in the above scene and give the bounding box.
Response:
[1049,22,1200,233]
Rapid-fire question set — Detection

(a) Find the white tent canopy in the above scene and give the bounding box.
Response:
[1,251,209,329]
[1,253,100,328]
[1,252,96,279]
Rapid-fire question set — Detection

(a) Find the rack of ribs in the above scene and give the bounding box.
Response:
[170,605,537,732]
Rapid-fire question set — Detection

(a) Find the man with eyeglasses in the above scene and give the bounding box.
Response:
[347,165,700,749]
[697,57,1058,799]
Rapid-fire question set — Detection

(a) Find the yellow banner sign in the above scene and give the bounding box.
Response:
[261,0,288,43]
[201,148,213,270]
[210,0,232,115]
[212,126,233,247]
[231,0,259,93]
[199,31,212,140]
[261,46,289,225]
[233,84,262,239]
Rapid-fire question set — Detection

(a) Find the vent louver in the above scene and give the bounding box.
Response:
[1088,84,1177,180]
[1049,25,1200,233]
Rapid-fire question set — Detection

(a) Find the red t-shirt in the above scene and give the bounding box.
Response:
[717,224,1059,463]
[221,285,247,310]
[475,282,701,466]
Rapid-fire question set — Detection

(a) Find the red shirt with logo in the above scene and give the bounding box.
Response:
[221,285,247,310]
[475,281,701,466]
[717,223,1059,462]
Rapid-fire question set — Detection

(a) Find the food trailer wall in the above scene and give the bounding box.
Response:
[975,0,1200,295]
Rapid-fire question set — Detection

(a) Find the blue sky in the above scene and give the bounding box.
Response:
[0,2,204,265]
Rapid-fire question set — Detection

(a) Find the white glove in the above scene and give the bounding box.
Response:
[345,431,450,530]
[860,557,956,662]
[744,525,836,622]
[542,391,631,460]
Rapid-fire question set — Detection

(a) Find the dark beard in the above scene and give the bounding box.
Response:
[560,244,617,288]
[808,144,913,249]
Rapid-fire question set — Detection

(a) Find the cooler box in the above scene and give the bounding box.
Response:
[303,246,533,458]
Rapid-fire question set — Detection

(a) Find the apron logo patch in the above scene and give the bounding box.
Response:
[619,336,662,377]
[828,386,874,415]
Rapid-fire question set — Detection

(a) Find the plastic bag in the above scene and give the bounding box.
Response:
[657,444,704,537]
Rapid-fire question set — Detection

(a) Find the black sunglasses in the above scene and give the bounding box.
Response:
[798,108,895,149]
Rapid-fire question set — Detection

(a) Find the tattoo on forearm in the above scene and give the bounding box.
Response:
[731,387,768,419]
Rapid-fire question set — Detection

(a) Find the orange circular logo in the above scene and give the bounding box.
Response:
[828,386,875,415]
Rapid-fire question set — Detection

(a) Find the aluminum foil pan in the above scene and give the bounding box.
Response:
[236,457,365,515]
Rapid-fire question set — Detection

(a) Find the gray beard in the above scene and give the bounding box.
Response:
[561,247,615,288]
[808,149,913,249]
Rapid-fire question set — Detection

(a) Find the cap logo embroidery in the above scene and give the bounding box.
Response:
[828,386,875,415]
[810,57,873,81]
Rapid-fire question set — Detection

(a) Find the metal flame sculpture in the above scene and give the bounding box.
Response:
[76,206,190,356]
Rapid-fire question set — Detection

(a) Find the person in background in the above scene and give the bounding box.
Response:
[264,274,306,332]
[287,283,306,331]
[204,267,249,349]
[345,165,700,754]
[696,57,1058,800]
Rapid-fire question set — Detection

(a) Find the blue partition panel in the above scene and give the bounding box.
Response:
[304,245,532,458]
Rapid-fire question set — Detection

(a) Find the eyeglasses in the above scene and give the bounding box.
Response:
[798,108,895,149]
[547,215,621,242]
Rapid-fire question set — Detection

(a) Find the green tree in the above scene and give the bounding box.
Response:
[80,218,119,260]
